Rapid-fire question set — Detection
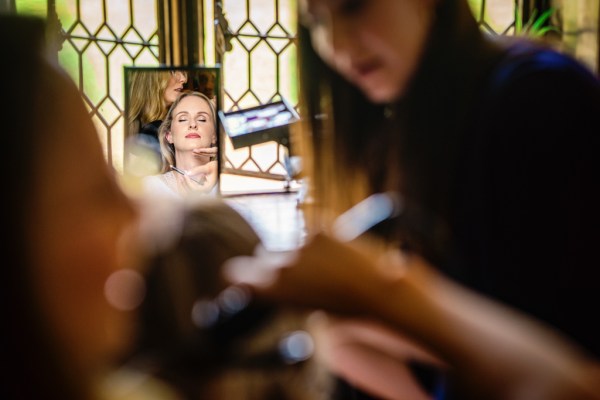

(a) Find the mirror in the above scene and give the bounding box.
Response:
[123,65,221,197]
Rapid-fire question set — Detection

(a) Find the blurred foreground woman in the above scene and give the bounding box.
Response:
[0,15,169,400]
[226,0,600,399]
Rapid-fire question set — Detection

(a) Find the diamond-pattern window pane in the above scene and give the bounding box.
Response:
[250,0,276,35]
[482,0,516,34]
[57,0,77,28]
[251,42,278,104]
[222,0,298,181]
[80,1,104,35]
[18,0,160,172]
[105,0,131,37]
[82,43,107,105]
[469,0,519,36]
[223,1,248,33]
[224,38,251,102]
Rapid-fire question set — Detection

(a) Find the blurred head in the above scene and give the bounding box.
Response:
[29,64,141,373]
[164,70,188,105]
[3,14,141,399]
[299,0,437,103]
[159,92,217,172]
[129,199,333,399]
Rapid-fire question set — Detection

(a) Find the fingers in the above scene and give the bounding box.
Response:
[193,147,218,157]
[184,162,217,191]
[222,245,298,289]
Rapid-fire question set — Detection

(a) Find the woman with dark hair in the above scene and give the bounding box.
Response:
[127,70,188,136]
[225,0,600,398]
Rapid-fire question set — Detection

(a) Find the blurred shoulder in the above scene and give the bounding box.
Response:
[488,38,600,98]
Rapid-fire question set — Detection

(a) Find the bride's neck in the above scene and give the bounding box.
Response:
[174,150,210,170]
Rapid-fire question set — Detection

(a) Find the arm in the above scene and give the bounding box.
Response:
[224,233,600,400]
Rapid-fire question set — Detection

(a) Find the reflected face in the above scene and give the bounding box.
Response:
[29,72,140,373]
[300,0,436,103]
[164,70,188,106]
[166,95,216,152]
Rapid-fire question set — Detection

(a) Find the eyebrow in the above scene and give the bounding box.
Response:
[175,111,211,117]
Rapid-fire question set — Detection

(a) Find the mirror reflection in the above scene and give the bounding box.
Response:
[124,66,221,198]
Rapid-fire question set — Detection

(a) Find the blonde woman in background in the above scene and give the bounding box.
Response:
[126,70,188,174]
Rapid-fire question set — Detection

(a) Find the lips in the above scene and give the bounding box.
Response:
[354,60,382,78]
[185,133,201,139]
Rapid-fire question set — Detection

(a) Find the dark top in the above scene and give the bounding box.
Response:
[451,43,600,356]
[371,38,600,400]
[126,120,163,171]
[385,1,600,360]
[137,119,162,156]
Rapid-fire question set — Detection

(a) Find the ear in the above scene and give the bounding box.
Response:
[166,130,173,144]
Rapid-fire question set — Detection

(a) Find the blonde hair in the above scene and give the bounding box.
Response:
[127,70,172,136]
[157,91,216,173]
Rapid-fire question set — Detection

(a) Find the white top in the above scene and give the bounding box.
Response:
[142,171,219,200]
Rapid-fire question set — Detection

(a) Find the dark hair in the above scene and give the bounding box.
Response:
[0,15,89,400]
[128,199,332,399]
[296,0,505,260]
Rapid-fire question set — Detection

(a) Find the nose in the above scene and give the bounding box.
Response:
[189,119,197,129]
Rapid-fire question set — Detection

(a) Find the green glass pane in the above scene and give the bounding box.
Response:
[468,0,482,22]
[56,0,77,31]
[15,0,47,18]
[58,39,80,81]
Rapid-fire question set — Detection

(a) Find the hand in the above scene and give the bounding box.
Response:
[185,160,218,193]
[312,314,444,400]
[192,146,218,158]
[223,232,408,316]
